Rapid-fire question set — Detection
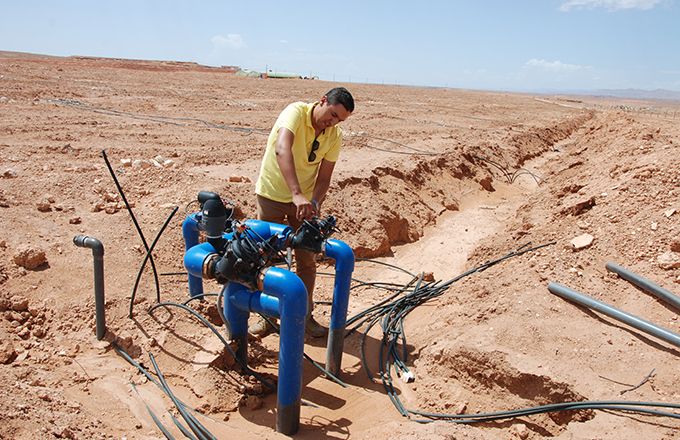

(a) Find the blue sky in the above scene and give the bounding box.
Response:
[1,0,678,92]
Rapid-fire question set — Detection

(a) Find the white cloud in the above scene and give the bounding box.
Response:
[211,34,245,50]
[525,58,590,72]
[560,0,661,11]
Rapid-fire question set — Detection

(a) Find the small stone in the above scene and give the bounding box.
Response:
[422,272,435,282]
[0,341,17,364]
[576,220,590,230]
[651,222,658,231]
[162,159,175,168]
[665,208,677,218]
[511,423,529,439]
[562,196,596,216]
[10,296,29,312]
[478,176,495,192]
[120,158,132,167]
[13,245,47,269]
[36,201,52,212]
[454,401,467,415]
[670,240,680,253]
[657,251,680,270]
[69,217,81,225]
[570,233,594,250]
[1,168,18,178]
[244,395,263,410]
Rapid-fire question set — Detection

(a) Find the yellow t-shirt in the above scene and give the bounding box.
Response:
[255,101,342,203]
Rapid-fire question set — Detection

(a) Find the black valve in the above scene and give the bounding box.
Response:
[197,191,233,250]
[290,215,338,253]
[211,230,279,289]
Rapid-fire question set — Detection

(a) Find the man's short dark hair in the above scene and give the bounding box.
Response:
[325,87,354,113]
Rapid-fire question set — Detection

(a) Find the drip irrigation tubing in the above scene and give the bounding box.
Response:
[347,132,439,156]
[49,98,269,135]
[148,301,276,391]
[130,205,179,317]
[355,257,418,278]
[473,155,541,185]
[131,383,176,439]
[149,353,215,440]
[102,149,161,301]
[114,344,215,439]
[346,242,680,424]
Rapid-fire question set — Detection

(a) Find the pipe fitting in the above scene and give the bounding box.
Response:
[323,238,355,377]
[73,235,106,340]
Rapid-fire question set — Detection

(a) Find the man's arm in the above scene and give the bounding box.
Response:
[274,127,314,220]
[311,159,336,214]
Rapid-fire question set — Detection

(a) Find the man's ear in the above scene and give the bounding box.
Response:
[319,95,328,106]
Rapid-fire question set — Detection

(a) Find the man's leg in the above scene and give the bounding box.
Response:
[288,216,327,338]
[248,196,289,338]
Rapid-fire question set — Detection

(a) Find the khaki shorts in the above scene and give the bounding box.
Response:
[256,195,317,307]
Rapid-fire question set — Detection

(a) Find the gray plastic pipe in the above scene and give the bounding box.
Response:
[548,282,680,348]
[73,235,106,340]
[605,261,680,311]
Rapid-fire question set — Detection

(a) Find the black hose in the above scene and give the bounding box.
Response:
[131,383,176,440]
[130,206,179,317]
[149,353,213,440]
[348,242,680,425]
[355,258,418,278]
[101,149,161,301]
[148,301,275,390]
[114,344,211,439]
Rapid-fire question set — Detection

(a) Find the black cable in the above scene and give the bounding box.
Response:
[101,149,161,301]
[131,383,177,440]
[114,344,210,439]
[348,132,439,156]
[50,98,270,135]
[182,293,218,306]
[355,258,418,278]
[169,413,198,440]
[130,206,179,317]
[148,301,275,390]
[347,242,680,425]
[149,353,213,440]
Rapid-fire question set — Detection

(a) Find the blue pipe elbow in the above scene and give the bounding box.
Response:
[324,238,355,377]
[261,267,307,434]
[184,242,217,279]
[244,219,292,248]
[182,214,203,296]
[324,239,354,330]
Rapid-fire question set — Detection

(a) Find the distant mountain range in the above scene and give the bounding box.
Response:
[536,88,680,102]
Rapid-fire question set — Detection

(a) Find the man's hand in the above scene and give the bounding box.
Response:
[293,193,316,220]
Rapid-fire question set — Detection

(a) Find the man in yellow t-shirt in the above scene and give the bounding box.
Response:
[252,87,354,338]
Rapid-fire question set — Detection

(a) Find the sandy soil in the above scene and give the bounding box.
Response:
[1,51,679,439]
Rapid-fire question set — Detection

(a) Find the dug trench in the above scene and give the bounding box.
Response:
[136,114,602,439]
[3,113,597,439]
